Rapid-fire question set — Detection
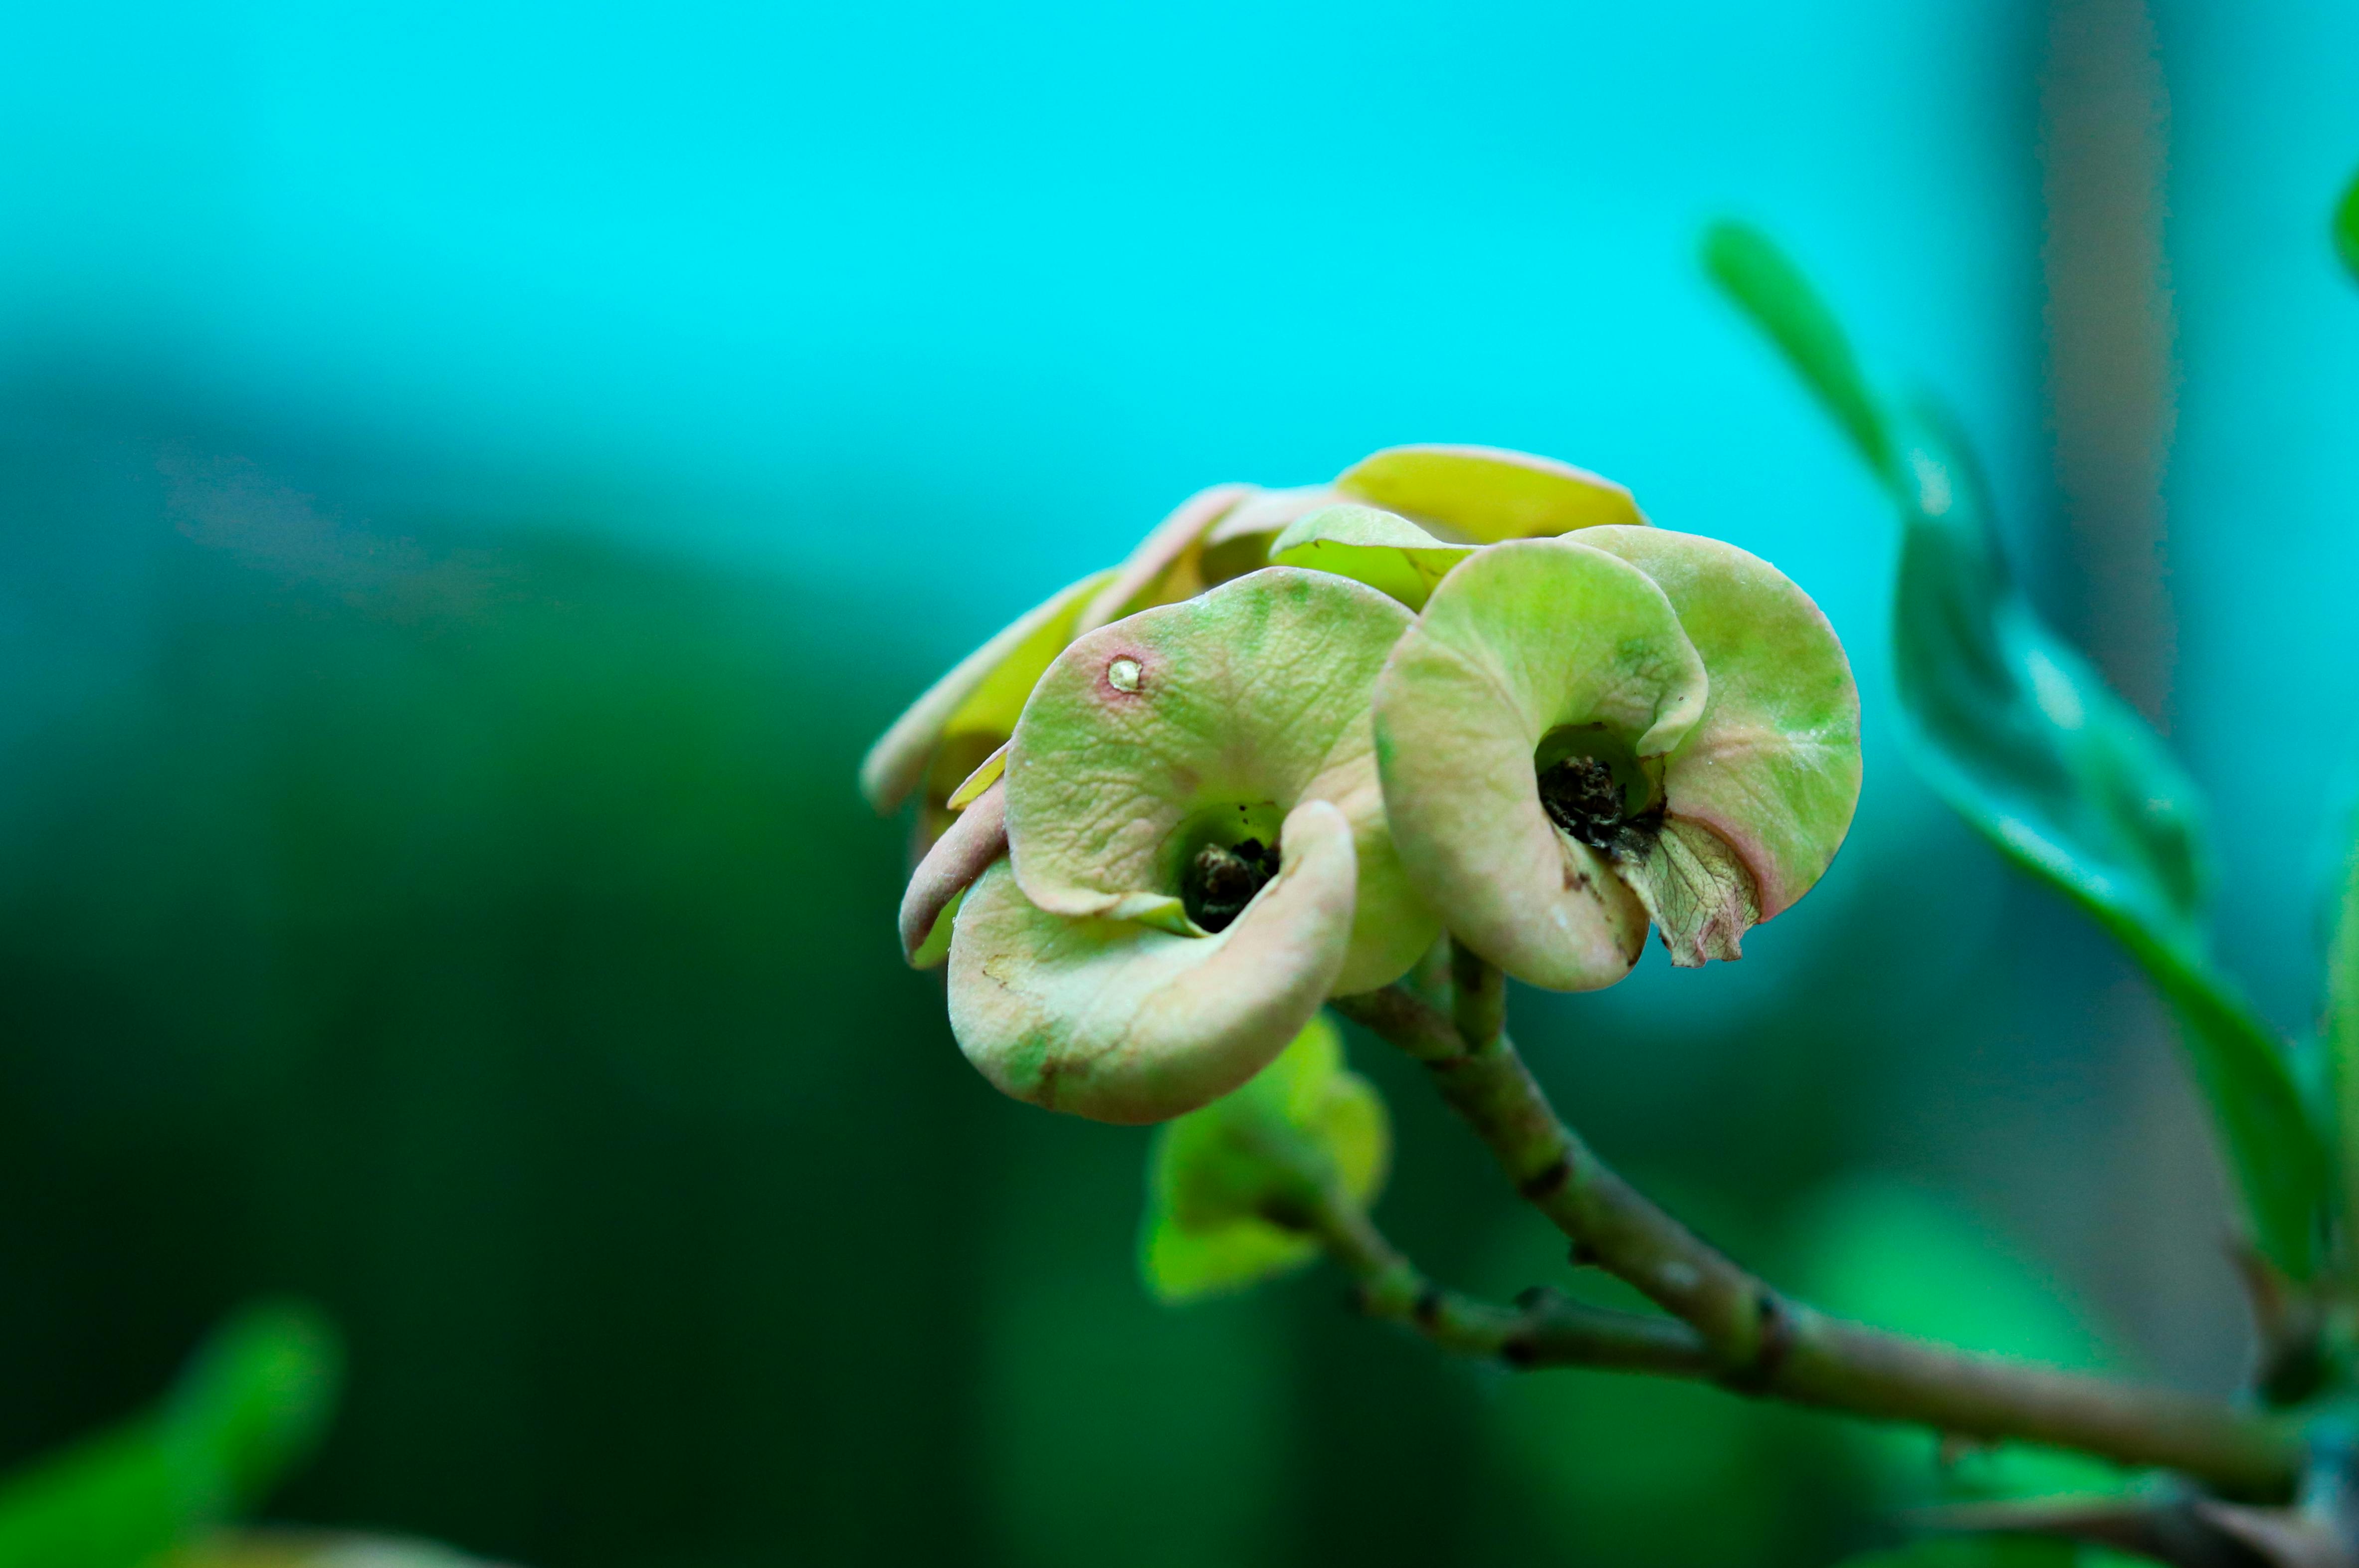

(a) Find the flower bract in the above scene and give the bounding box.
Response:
[948,799,1358,1123]
[1267,504,1473,611]
[1004,566,1438,994]
[1335,443,1646,542]
[1372,529,1859,985]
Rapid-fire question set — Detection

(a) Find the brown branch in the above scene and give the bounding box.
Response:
[1329,960,2305,1500]
[1298,1185,1715,1378]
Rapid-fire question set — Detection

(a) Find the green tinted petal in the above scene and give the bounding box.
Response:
[860,568,1117,813]
[1579,526,1861,918]
[1268,504,1475,610]
[1141,1013,1391,1302]
[945,741,1006,809]
[1616,817,1760,968]
[899,780,1007,967]
[949,801,1358,1124]
[1373,539,1707,990]
[1077,483,1255,634]
[1336,444,1645,543]
[1200,485,1348,586]
[1007,567,1438,993]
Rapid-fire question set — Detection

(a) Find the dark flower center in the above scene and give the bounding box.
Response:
[1539,755,1666,863]
[1538,756,1627,849]
[1184,837,1282,932]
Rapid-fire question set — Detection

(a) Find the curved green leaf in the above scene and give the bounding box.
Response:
[1139,1013,1389,1302]
[1706,219,2329,1277]
[2323,830,2359,1237]
[0,1301,343,1568]
[1788,1178,2126,1507]
[1701,221,1893,480]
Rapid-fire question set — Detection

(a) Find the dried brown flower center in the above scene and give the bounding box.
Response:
[1538,756,1627,848]
[1184,837,1282,932]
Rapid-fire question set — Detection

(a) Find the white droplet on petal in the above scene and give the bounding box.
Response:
[1107,657,1142,693]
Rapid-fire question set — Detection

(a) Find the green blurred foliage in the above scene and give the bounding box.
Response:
[0,403,2180,1567]
[1704,220,2328,1280]
[1463,1173,1854,1566]
[0,1304,339,1568]
[1786,1179,2127,1508]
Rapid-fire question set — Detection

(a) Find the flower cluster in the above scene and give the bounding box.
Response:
[864,445,1861,1124]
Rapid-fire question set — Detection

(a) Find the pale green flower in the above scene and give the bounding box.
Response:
[948,799,1358,1123]
[1002,567,1437,993]
[859,483,1254,826]
[1372,529,1859,988]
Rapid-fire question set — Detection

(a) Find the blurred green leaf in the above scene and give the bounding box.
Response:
[2325,834,2359,1231]
[2335,164,2359,284]
[1471,1176,1838,1565]
[1139,1014,1388,1303]
[1702,220,1894,481]
[1788,1178,2125,1506]
[1706,218,2329,1278]
[0,1301,343,1568]
[990,1118,1293,1568]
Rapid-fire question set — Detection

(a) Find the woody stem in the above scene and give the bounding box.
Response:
[1328,951,2302,1498]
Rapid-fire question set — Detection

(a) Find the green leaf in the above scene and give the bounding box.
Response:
[0,1301,343,1568]
[2325,831,2359,1232]
[1706,220,2329,1278]
[1788,1177,2126,1507]
[1139,1013,1390,1302]
[1701,221,1894,480]
[2335,164,2359,285]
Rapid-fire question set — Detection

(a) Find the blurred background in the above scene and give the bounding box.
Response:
[2,0,2358,1563]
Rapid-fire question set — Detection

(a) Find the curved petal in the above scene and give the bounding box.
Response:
[1077,482,1255,635]
[859,568,1116,813]
[945,741,1007,809]
[1616,816,1760,967]
[948,799,1358,1124]
[1373,539,1708,990]
[899,779,1008,967]
[1335,444,1646,543]
[1200,485,1348,586]
[1267,504,1474,610]
[1007,567,1436,992]
[1578,526,1861,918]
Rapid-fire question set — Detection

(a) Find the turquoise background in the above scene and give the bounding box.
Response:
[0,1,2355,1563]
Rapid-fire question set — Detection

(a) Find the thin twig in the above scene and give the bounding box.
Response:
[1296,1185,1715,1377]
[1329,960,2306,1499]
